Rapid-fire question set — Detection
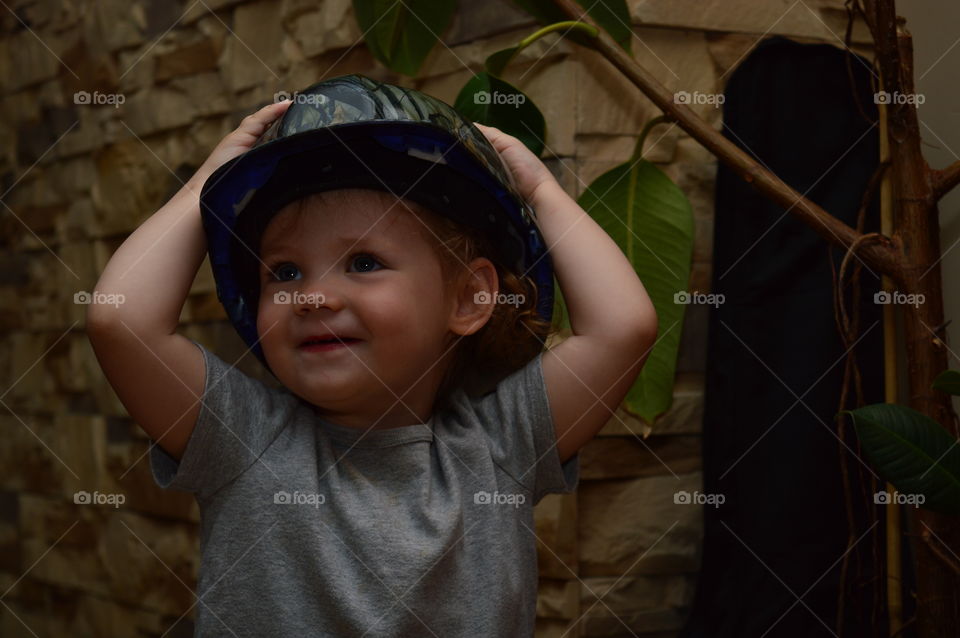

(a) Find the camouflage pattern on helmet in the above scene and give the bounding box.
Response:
[261,75,534,226]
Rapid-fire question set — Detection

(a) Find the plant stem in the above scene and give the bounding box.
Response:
[632,115,669,161]
[517,20,598,50]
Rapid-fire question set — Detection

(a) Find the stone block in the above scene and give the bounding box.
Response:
[705,32,764,83]
[60,199,95,244]
[580,435,701,480]
[154,35,222,82]
[222,0,289,93]
[6,28,61,91]
[48,332,95,394]
[534,491,577,579]
[121,86,200,138]
[576,27,715,137]
[57,590,184,638]
[91,139,176,236]
[116,46,155,95]
[578,472,703,577]
[0,597,58,637]
[282,45,380,94]
[445,0,534,46]
[289,0,361,60]
[577,133,678,166]
[19,0,81,32]
[56,105,108,160]
[57,413,107,496]
[18,493,198,615]
[15,252,68,331]
[84,0,147,53]
[628,0,872,43]
[578,573,695,635]
[0,415,64,495]
[5,332,57,414]
[537,577,579,619]
[83,344,131,418]
[49,156,98,201]
[508,55,577,159]
[535,616,582,638]
[182,0,251,25]
[169,71,233,118]
[59,38,121,107]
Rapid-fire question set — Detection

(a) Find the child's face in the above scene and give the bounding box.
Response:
[255,189,493,423]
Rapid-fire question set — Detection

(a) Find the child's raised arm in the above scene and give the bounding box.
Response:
[476,124,659,465]
[86,101,292,461]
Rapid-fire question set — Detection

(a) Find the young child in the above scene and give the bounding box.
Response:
[86,76,657,637]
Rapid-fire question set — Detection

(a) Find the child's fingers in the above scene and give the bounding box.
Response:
[477,126,516,155]
[196,100,295,178]
[474,122,508,148]
[236,99,293,137]
[474,122,501,138]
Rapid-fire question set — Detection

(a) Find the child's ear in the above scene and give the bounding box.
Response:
[448,257,498,337]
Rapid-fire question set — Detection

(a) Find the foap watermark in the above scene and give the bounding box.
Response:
[74,490,126,508]
[874,490,925,508]
[274,290,326,307]
[473,90,526,108]
[75,290,125,307]
[674,490,725,508]
[474,290,525,307]
[273,90,328,106]
[874,290,924,308]
[474,490,526,508]
[874,91,925,106]
[674,90,725,108]
[274,490,326,508]
[674,290,724,308]
[74,90,125,108]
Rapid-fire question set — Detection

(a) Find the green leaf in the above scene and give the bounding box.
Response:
[933,369,960,396]
[843,403,960,515]
[485,47,520,77]
[512,0,632,52]
[353,0,457,76]
[577,159,694,424]
[454,72,545,157]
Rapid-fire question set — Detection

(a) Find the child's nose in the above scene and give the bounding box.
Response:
[292,275,346,315]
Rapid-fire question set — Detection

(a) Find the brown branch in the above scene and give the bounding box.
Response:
[931,160,960,201]
[551,0,905,281]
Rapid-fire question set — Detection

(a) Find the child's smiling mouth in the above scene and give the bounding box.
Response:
[298,335,363,353]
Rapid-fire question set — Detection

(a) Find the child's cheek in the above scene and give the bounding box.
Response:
[256,300,279,342]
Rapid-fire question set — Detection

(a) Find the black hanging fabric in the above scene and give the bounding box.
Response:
[679,37,912,638]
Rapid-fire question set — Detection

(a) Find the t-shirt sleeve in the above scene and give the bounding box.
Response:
[467,350,580,504]
[148,339,299,499]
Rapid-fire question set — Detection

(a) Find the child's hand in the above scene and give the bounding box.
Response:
[474,123,559,206]
[193,99,293,185]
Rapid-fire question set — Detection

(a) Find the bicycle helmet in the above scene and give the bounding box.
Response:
[199,74,553,370]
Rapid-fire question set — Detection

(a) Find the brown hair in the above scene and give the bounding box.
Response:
[237,188,561,413]
[412,200,559,414]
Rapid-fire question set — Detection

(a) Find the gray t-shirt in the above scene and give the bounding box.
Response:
[149,340,580,637]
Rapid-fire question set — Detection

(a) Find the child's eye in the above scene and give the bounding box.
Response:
[270,262,301,281]
[349,253,384,273]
